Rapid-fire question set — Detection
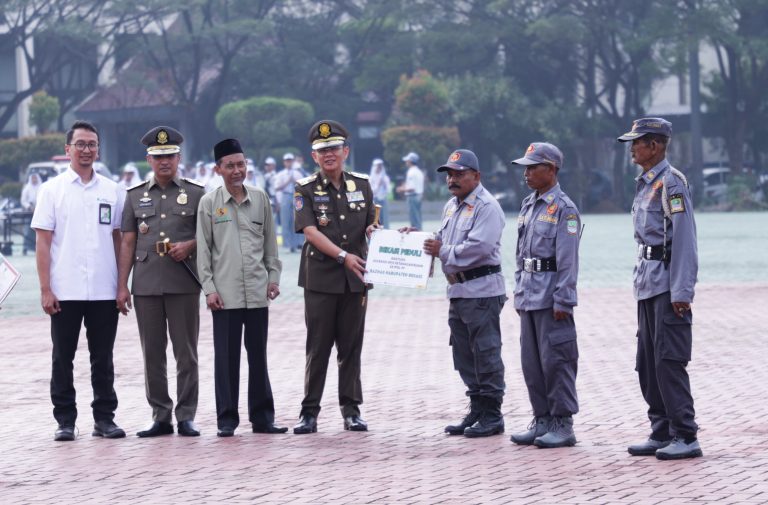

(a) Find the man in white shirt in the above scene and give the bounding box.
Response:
[397,152,425,230]
[274,152,305,252]
[32,120,126,442]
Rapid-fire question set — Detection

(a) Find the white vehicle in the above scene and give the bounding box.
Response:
[702,167,730,204]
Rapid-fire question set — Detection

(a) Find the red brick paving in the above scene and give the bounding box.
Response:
[1,284,767,503]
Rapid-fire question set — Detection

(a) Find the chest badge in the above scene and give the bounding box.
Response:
[138,221,149,234]
[177,192,188,205]
[345,179,356,192]
[546,203,558,215]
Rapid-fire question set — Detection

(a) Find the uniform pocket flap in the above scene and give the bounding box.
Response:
[134,207,156,218]
[135,250,148,262]
[549,326,577,345]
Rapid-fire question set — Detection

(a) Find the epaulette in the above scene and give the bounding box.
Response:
[298,173,318,186]
[183,177,205,187]
[349,171,369,180]
[127,180,146,191]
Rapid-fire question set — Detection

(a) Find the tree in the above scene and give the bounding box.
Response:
[381,70,459,180]
[28,91,59,133]
[0,0,142,132]
[215,96,314,160]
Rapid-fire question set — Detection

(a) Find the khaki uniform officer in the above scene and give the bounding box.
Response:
[292,120,377,434]
[117,126,205,438]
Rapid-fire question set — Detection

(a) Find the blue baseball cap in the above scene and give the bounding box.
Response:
[617,117,672,142]
[437,149,479,172]
[511,142,563,169]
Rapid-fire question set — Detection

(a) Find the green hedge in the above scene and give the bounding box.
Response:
[381,124,460,186]
[0,134,66,180]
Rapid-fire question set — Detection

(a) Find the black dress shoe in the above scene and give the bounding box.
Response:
[252,423,288,434]
[293,415,317,434]
[177,420,200,437]
[343,415,368,432]
[54,425,76,442]
[137,421,174,438]
[92,420,126,439]
[217,426,236,437]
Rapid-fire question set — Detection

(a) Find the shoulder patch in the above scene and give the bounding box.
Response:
[127,180,146,191]
[669,193,685,213]
[349,171,369,180]
[183,177,205,187]
[298,174,318,186]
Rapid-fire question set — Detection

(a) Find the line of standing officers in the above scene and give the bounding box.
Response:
[33,116,701,460]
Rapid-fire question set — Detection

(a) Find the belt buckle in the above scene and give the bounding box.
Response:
[524,258,533,273]
[155,241,168,256]
[645,246,653,260]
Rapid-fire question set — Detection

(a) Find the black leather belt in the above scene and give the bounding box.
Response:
[445,265,501,285]
[640,244,671,261]
[523,257,557,273]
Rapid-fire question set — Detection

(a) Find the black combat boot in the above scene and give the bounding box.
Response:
[463,397,504,438]
[444,396,481,435]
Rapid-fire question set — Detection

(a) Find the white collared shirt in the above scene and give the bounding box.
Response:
[405,165,424,196]
[31,167,125,301]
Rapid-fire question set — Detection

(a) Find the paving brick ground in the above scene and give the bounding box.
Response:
[1,282,767,504]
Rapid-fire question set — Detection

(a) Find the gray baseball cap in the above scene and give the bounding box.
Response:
[511,142,563,169]
[437,149,479,172]
[402,152,420,163]
[617,117,672,142]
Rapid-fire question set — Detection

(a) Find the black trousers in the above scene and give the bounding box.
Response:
[50,300,119,426]
[212,308,275,429]
[448,296,506,402]
[301,288,367,418]
[637,291,698,440]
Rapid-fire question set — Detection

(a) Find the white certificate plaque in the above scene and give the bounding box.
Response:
[0,253,21,306]
[364,229,433,288]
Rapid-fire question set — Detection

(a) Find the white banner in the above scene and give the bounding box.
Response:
[364,229,433,288]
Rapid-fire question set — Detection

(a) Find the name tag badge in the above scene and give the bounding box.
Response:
[313,195,330,203]
[99,203,112,225]
[346,191,364,202]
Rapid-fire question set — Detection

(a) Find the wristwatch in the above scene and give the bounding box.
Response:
[336,250,347,264]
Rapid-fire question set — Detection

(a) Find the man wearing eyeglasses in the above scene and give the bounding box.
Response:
[197,139,286,437]
[292,120,378,434]
[619,118,702,460]
[117,126,205,438]
[32,120,126,441]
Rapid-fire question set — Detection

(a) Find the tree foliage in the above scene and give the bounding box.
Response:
[215,96,314,159]
[29,91,60,134]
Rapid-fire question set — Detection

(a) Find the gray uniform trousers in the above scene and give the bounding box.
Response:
[637,290,697,440]
[448,295,506,401]
[134,293,199,423]
[519,308,579,416]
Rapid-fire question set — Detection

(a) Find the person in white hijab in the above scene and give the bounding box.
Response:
[118,163,142,189]
[21,172,41,211]
[194,161,211,186]
[369,158,390,228]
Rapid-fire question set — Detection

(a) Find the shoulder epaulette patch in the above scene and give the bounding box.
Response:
[298,174,318,186]
[349,171,369,180]
[127,181,146,191]
[183,178,205,187]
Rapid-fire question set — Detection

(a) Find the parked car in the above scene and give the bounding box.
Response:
[702,167,730,204]
[23,162,59,182]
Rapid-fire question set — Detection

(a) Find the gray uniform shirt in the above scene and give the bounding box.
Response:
[196,184,281,309]
[631,159,698,303]
[514,183,580,313]
[436,183,505,299]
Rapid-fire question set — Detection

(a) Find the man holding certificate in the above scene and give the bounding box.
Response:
[421,149,507,438]
[292,120,378,434]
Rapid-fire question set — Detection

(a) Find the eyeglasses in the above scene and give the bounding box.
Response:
[69,141,99,152]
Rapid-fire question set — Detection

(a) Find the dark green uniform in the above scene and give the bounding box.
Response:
[294,170,375,417]
[121,175,204,424]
